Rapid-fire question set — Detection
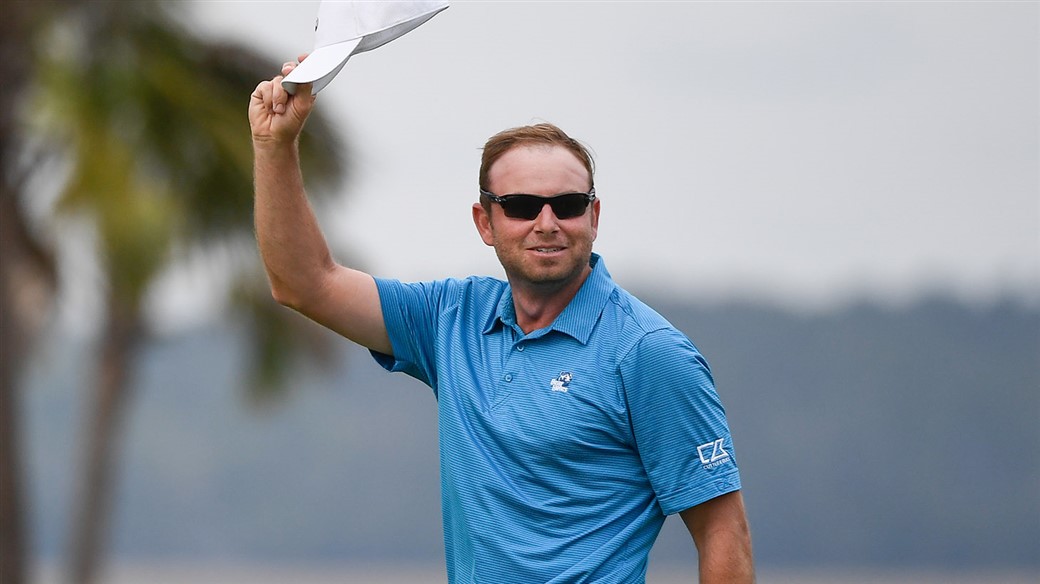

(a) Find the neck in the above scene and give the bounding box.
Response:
[509,265,591,334]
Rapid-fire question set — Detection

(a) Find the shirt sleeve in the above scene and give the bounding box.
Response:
[620,328,741,515]
[369,277,451,390]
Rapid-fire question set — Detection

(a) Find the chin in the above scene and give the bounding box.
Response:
[496,247,592,288]
[524,260,586,286]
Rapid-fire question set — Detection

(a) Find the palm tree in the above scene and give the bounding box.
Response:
[7,1,347,582]
[1,3,69,583]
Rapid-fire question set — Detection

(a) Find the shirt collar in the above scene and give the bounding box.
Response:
[484,253,615,345]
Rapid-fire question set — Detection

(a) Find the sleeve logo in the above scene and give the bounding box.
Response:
[697,438,731,468]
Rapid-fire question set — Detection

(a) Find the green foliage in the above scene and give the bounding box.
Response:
[232,267,339,403]
[25,0,346,376]
[5,2,343,582]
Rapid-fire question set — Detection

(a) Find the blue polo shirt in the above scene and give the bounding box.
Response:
[372,254,740,583]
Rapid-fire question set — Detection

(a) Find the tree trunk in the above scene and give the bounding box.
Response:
[67,298,141,584]
[0,153,57,584]
[1,3,33,581]
[0,291,27,584]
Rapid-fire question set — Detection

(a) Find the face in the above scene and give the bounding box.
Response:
[472,145,600,292]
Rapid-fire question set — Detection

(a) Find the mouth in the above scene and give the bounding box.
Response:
[529,246,566,255]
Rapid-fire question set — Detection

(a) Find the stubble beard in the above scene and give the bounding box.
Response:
[495,242,593,293]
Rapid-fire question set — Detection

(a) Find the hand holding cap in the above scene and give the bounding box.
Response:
[282,0,450,95]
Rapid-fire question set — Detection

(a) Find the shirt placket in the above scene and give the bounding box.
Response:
[490,325,529,412]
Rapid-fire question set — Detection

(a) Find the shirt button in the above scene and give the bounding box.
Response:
[516,344,525,352]
[503,374,513,382]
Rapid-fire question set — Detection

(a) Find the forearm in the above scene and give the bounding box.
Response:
[697,526,754,584]
[253,140,335,309]
[681,491,755,583]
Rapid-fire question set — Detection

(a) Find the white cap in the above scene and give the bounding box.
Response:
[282,0,450,95]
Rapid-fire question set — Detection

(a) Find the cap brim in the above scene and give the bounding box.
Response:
[281,37,363,95]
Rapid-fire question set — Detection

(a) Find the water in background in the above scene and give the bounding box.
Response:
[26,299,1040,579]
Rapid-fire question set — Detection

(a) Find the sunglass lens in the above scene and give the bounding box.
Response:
[498,194,589,220]
[551,194,589,219]
[500,197,542,220]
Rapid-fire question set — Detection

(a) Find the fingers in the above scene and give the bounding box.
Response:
[248,58,317,143]
[271,74,289,114]
[252,75,290,115]
[248,58,303,115]
[292,80,315,114]
[251,79,272,110]
[250,78,285,115]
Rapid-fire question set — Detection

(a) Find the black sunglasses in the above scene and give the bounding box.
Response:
[479,188,596,220]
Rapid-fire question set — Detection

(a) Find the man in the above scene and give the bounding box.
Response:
[249,59,754,583]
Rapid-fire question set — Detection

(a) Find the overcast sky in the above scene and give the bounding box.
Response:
[177,0,1037,316]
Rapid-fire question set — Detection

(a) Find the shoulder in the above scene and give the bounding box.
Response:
[603,286,685,342]
[603,287,708,369]
[608,287,673,332]
[374,275,510,336]
[376,274,507,305]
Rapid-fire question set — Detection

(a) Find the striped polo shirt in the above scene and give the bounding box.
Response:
[372,254,740,583]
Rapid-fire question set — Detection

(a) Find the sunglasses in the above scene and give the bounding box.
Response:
[479,188,596,220]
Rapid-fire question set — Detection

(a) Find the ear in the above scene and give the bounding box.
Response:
[472,203,495,246]
[589,197,601,241]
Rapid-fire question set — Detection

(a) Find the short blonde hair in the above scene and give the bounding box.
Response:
[478,123,595,193]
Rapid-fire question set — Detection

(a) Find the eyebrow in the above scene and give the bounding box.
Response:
[479,189,593,197]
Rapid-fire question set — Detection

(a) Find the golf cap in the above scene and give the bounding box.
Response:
[282,0,449,95]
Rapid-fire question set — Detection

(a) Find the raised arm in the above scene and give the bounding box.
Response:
[248,60,392,355]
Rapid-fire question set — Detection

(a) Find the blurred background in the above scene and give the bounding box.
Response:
[3,1,1037,583]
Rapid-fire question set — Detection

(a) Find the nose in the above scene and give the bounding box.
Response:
[532,201,560,233]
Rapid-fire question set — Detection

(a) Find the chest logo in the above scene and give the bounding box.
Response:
[550,371,573,393]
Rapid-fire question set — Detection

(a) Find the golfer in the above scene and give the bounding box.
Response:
[249,59,754,583]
